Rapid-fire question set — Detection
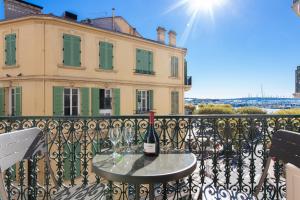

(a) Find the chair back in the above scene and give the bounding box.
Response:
[270,130,300,168]
[0,127,45,172]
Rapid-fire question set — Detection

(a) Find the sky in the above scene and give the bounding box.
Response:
[0,0,300,99]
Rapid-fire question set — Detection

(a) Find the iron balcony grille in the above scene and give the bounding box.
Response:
[0,114,295,199]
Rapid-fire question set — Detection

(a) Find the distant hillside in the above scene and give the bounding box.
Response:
[185,97,300,109]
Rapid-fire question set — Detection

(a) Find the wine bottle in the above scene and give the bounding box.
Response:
[144,111,160,156]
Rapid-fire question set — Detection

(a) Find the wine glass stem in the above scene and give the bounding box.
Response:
[113,143,116,156]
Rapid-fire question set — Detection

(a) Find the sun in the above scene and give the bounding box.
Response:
[187,0,226,15]
[164,0,228,45]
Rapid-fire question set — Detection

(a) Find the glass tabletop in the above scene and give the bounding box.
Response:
[92,151,197,184]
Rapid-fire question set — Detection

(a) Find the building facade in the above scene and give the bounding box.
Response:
[294,66,300,98]
[0,0,191,117]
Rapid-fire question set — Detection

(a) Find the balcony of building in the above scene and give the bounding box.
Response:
[0,114,294,200]
[184,76,192,91]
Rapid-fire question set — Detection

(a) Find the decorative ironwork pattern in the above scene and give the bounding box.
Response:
[0,114,298,200]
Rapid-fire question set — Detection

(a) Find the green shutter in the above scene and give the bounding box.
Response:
[63,34,81,67]
[99,42,106,68]
[80,88,89,116]
[53,86,64,116]
[0,88,4,116]
[99,42,113,69]
[91,88,99,116]
[15,87,21,116]
[147,90,153,111]
[136,49,143,71]
[148,51,153,72]
[142,50,148,72]
[63,141,81,180]
[63,34,72,66]
[72,36,81,67]
[5,34,16,66]
[113,88,120,116]
[106,43,113,69]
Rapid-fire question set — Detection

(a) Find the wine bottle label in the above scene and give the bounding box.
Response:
[144,143,156,153]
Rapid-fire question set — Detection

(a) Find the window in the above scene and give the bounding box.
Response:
[64,88,79,116]
[136,90,153,114]
[171,56,178,77]
[136,49,154,74]
[171,91,179,114]
[9,87,21,116]
[99,89,112,110]
[5,33,16,66]
[63,34,81,67]
[92,88,120,116]
[99,42,113,69]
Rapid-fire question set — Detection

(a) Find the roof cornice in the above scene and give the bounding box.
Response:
[0,15,187,53]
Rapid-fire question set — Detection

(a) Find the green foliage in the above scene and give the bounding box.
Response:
[236,107,267,114]
[194,104,235,114]
[184,104,196,112]
[274,108,300,115]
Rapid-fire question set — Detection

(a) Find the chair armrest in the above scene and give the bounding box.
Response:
[0,168,8,200]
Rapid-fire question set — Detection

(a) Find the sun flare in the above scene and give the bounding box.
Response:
[164,0,227,45]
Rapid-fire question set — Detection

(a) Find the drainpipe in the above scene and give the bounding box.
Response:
[43,21,46,115]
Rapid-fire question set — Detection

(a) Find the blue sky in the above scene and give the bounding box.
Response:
[0,0,299,99]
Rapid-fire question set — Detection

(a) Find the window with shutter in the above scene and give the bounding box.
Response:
[63,34,81,67]
[136,90,153,114]
[63,141,81,180]
[99,42,113,70]
[63,88,79,116]
[135,49,154,75]
[171,56,178,77]
[5,34,16,66]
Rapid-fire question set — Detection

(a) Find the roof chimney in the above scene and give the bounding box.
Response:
[4,0,43,19]
[168,30,177,47]
[64,11,77,21]
[156,26,166,44]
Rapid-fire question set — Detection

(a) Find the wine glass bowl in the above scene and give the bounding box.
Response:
[109,127,122,161]
[124,127,134,152]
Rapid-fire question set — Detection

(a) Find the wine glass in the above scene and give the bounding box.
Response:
[124,127,134,152]
[109,127,121,160]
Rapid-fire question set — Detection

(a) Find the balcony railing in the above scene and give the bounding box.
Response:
[0,114,297,199]
[134,69,155,75]
[185,76,192,86]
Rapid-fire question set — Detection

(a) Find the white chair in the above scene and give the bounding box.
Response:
[0,127,107,200]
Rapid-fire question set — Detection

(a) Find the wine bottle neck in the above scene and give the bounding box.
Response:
[149,111,154,125]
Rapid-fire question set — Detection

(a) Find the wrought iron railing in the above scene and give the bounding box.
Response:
[1,114,298,199]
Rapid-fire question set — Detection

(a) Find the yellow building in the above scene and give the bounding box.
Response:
[0,0,191,117]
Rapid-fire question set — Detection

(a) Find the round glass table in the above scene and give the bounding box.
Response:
[93,152,197,199]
